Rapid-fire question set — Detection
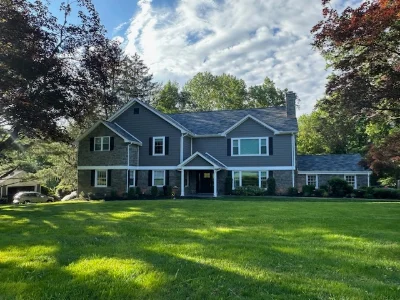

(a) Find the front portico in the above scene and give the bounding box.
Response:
[178,152,227,197]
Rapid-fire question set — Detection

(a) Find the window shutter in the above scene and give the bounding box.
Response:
[90,138,94,151]
[149,137,153,155]
[269,137,273,155]
[165,137,169,155]
[110,137,114,150]
[148,170,152,186]
[227,139,231,156]
[165,170,169,186]
[107,170,112,186]
[90,170,95,186]
[135,170,138,186]
[269,171,274,178]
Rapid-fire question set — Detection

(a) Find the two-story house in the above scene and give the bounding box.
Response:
[77,92,371,197]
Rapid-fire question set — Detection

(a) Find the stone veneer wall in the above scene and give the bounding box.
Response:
[136,170,182,195]
[273,170,294,194]
[78,169,127,197]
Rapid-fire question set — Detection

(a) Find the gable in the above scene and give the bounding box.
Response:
[227,118,275,137]
[185,156,214,167]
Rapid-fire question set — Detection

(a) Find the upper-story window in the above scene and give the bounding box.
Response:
[94,136,110,151]
[153,137,165,155]
[232,137,269,156]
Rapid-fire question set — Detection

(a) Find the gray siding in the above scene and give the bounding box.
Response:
[78,124,128,166]
[192,119,293,167]
[183,136,192,160]
[185,156,213,167]
[114,103,182,166]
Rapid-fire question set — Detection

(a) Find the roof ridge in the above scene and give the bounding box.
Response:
[168,106,285,116]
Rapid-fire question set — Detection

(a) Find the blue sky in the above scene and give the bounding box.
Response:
[48,0,362,115]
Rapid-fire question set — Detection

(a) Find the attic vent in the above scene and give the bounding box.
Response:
[134,108,139,114]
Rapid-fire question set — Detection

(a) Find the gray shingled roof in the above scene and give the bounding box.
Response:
[103,121,142,144]
[169,107,297,135]
[297,154,369,172]
[203,153,227,169]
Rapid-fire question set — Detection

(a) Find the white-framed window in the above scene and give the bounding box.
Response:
[306,175,318,187]
[95,170,107,187]
[232,171,271,189]
[153,170,165,187]
[184,171,189,187]
[231,137,269,156]
[128,170,135,187]
[344,175,357,188]
[153,137,165,156]
[94,136,110,151]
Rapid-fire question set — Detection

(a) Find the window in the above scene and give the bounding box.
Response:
[307,175,317,187]
[153,170,165,186]
[232,171,271,189]
[96,170,107,187]
[94,136,110,151]
[185,171,189,187]
[153,137,165,155]
[128,170,135,187]
[345,175,356,188]
[232,138,269,156]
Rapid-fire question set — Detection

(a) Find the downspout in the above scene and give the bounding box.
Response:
[126,143,130,193]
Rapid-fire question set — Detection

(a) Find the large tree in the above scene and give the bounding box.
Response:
[248,77,286,108]
[312,0,400,118]
[0,0,105,150]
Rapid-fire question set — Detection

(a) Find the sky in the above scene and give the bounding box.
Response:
[50,0,363,115]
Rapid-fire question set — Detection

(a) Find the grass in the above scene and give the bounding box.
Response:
[0,199,399,299]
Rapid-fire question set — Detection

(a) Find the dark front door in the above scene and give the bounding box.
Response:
[196,171,213,193]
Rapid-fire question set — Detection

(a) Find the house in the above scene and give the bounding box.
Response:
[0,170,41,200]
[76,92,371,197]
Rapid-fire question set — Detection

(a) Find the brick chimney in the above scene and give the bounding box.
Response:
[285,91,296,118]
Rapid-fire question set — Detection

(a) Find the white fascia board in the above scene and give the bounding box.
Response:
[75,120,102,143]
[228,166,295,171]
[180,166,221,170]
[114,122,143,145]
[205,152,228,168]
[178,151,219,168]
[221,115,280,136]
[107,99,192,135]
[298,171,373,175]
[78,166,179,170]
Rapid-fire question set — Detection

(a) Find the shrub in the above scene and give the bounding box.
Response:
[314,189,325,197]
[135,186,141,195]
[163,185,173,198]
[372,188,399,199]
[225,176,233,195]
[319,185,329,192]
[78,191,86,200]
[327,177,353,197]
[128,187,137,199]
[287,187,298,196]
[353,189,366,198]
[322,191,329,198]
[150,186,159,198]
[266,177,276,195]
[232,186,264,196]
[302,185,315,196]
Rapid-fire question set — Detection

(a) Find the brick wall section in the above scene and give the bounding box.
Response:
[128,145,139,166]
[78,169,127,197]
[217,170,228,195]
[273,170,293,194]
[78,124,129,166]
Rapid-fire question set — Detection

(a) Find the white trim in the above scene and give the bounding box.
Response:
[221,115,279,135]
[114,122,143,145]
[298,171,372,175]
[344,174,357,189]
[152,170,166,187]
[231,137,269,157]
[180,134,184,163]
[78,166,178,170]
[213,169,218,197]
[291,134,296,168]
[153,136,165,156]
[181,170,185,197]
[292,170,295,188]
[128,170,136,187]
[107,99,191,134]
[228,166,295,171]
[95,170,107,187]
[190,137,193,155]
[181,166,221,171]
[205,152,228,168]
[178,151,221,168]
[232,170,270,190]
[368,173,370,187]
[306,174,318,188]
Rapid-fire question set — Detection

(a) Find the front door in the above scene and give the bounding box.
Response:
[196,171,213,193]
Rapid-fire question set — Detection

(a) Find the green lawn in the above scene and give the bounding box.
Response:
[0,200,399,299]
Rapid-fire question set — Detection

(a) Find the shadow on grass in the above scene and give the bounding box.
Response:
[0,200,399,299]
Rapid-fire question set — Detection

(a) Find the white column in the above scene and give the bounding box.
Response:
[213,169,217,197]
[368,173,370,187]
[292,170,295,187]
[180,169,185,197]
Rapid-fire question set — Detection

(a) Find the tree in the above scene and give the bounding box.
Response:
[183,72,247,111]
[312,0,400,118]
[153,81,181,113]
[248,77,286,107]
[0,0,106,151]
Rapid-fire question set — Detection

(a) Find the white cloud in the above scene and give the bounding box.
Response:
[123,0,363,115]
